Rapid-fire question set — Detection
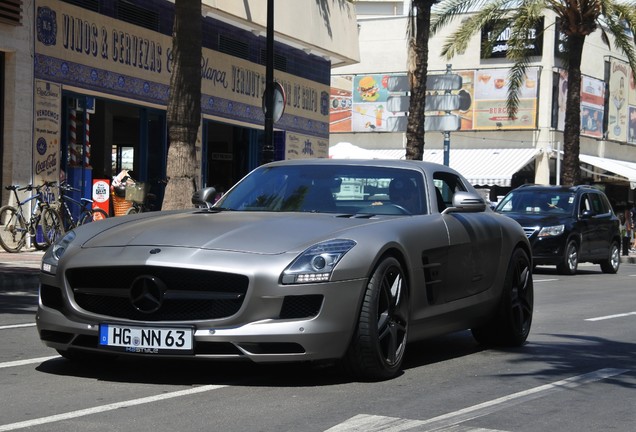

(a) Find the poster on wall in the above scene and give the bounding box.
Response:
[471,67,539,130]
[33,79,61,186]
[330,75,353,133]
[556,70,607,138]
[579,75,605,138]
[330,68,540,133]
[285,132,329,159]
[628,68,636,144]
[352,74,391,132]
[607,59,630,141]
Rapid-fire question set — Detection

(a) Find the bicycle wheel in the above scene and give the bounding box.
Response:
[125,205,140,215]
[41,207,65,246]
[0,205,27,253]
[78,208,109,225]
[33,209,49,250]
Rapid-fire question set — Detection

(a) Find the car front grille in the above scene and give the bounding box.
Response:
[66,266,248,321]
[522,226,537,238]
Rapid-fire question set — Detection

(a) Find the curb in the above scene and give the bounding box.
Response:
[0,271,40,290]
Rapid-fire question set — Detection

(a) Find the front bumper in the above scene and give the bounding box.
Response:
[36,246,367,363]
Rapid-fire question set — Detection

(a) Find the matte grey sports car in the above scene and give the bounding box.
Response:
[37,159,533,380]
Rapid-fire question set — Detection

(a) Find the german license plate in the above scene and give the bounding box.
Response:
[99,324,194,354]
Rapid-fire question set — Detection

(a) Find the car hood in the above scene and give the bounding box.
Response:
[82,211,380,254]
[499,212,570,227]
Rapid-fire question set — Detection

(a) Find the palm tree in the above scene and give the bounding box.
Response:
[405,0,440,160]
[431,0,636,186]
[162,0,202,210]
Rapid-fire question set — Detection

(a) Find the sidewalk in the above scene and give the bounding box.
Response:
[0,248,44,290]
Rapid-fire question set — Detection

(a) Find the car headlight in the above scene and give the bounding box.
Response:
[538,224,565,237]
[41,231,76,274]
[282,239,356,284]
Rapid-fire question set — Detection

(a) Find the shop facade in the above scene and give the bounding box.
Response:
[4,0,359,210]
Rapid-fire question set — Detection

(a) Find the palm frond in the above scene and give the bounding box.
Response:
[601,2,636,77]
[437,0,512,58]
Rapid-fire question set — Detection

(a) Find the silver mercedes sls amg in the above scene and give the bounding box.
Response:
[37,159,533,380]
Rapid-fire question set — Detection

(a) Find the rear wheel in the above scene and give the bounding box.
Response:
[125,205,140,215]
[78,208,109,225]
[600,241,620,274]
[557,239,578,275]
[0,206,26,253]
[342,256,409,381]
[472,248,533,346]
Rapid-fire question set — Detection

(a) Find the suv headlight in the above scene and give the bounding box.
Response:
[538,224,565,237]
[41,231,76,274]
[282,239,356,284]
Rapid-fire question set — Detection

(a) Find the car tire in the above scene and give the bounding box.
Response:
[342,256,409,381]
[471,248,533,347]
[557,239,578,275]
[600,241,620,274]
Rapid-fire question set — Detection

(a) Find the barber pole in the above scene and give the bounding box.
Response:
[84,113,91,167]
[69,109,79,166]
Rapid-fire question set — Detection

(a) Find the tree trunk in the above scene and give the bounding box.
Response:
[405,0,433,161]
[163,0,202,210]
[561,35,584,187]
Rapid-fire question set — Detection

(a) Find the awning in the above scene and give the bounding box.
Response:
[330,143,406,160]
[422,148,538,187]
[579,154,636,189]
[329,145,538,186]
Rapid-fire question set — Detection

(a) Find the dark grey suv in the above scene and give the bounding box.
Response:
[495,185,621,275]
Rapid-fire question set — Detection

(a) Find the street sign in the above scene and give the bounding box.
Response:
[387,95,410,112]
[426,74,463,91]
[424,94,461,111]
[424,115,461,132]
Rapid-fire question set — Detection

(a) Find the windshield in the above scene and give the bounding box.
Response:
[496,190,575,215]
[216,165,427,215]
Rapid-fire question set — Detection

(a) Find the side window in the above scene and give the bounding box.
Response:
[589,193,609,214]
[579,194,591,215]
[433,171,467,211]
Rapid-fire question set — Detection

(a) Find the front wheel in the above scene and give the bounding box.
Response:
[557,239,578,275]
[41,207,65,246]
[600,241,620,274]
[342,256,409,381]
[472,248,533,347]
[32,209,49,250]
[0,206,26,253]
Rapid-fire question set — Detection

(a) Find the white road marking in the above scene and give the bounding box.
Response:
[585,311,636,321]
[0,356,59,369]
[0,384,227,431]
[0,323,36,330]
[325,368,628,432]
[532,278,559,283]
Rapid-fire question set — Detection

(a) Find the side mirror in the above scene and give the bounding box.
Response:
[192,187,217,208]
[442,191,486,214]
[580,209,594,219]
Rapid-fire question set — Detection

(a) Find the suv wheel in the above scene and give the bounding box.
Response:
[557,239,578,275]
[600,241,620,274]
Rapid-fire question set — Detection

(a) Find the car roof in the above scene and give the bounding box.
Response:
[264,158,458,176]
[513,184,603,194]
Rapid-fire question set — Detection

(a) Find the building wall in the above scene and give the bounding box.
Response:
[1,4,35,206]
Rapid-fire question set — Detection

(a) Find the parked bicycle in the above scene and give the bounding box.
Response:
[54,182,109,230]
[0,182,64,253]
[125,178,166,215]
